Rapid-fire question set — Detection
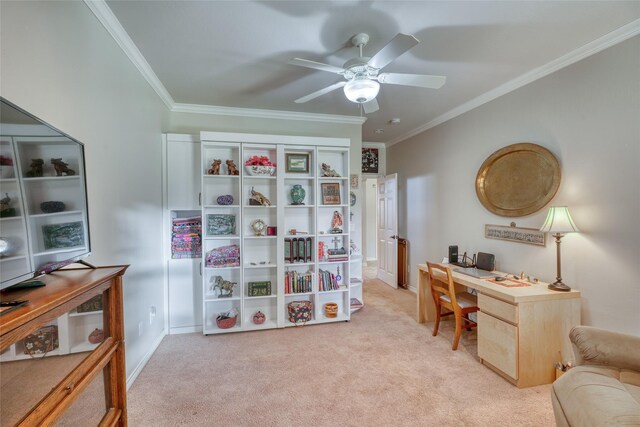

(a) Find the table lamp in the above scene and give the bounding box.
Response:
[539,206,579,291]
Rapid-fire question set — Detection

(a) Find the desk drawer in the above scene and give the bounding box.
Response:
[479,293,518,325]
[478,311,518,380]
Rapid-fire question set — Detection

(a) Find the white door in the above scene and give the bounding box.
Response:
[377,174,398,287]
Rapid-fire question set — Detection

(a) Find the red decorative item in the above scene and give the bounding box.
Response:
[216,314,237,329]
[244,155,276,167]
[252,311,266,324]
[88,328,105,344]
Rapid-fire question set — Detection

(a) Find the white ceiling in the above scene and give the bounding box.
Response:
[104,1,640,144]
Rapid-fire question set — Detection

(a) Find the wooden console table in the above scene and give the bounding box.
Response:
[417,263,581,388]
[0,265,128,426]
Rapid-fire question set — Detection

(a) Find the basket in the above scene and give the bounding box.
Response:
[245,165,276,176]
[216,315,237,329]
[24,325,59,356]
[288,300,312,324]
[324,302,338,318]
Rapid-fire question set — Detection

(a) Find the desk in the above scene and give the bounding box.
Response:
[417,263,580,388]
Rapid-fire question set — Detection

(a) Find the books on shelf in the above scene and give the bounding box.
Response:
[285,270,312,294]
[350,298,363,308]
[171,216,202,259]
[318,268,341,291]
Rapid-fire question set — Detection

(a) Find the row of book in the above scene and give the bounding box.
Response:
[171,216,202,259]
[318,268,341,291]
[284,270,312,294]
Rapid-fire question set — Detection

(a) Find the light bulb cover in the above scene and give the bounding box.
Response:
[343,79,380,104]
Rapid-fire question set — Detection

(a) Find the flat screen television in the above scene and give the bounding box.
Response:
[0,97,91,290]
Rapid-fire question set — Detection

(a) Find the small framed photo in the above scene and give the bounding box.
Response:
[321,183,341,205]
[285,153,310,173]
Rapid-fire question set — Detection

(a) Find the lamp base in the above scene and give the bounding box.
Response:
[548,282,571,292]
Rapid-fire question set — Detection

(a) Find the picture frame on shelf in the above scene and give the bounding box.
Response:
[321,183,341,205]
[206,214,236,236]
[42,221,84,250]
[285,153,310,173]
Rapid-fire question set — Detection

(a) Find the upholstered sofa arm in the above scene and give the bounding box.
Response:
[570,326,640,371]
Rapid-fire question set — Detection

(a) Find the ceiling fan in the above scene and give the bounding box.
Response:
[289,33,446,114]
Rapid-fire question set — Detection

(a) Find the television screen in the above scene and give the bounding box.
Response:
[0,98,91,290]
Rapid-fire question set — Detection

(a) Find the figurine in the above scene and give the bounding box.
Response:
[210,275,236,298]
[51,158,75,176]
[321,163,340,177]
[25,158,44,177]
[249,187,271,206]
[208,159,222,175]
[226,159,240,175]
[330,210,343,233]
[0,193,16,218]
[318,241,325,261]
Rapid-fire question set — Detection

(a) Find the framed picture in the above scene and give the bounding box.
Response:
[484,224,546,246]
[206,214,236,236]
[321,183,341,205]
[42,221,84,250]
[362,148,379,173]
[285,153,310,173]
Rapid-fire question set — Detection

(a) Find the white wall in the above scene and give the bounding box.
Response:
[1,1,169,378]
[387,36,640,335]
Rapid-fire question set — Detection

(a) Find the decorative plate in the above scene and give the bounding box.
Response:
[476,143,560,217]
[350,191,356,207]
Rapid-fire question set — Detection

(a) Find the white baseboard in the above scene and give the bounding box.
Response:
[126,329,166,390]
[408,284,417,294]
[169,325,202,335]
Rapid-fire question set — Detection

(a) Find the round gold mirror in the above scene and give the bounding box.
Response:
[476,143,560,217]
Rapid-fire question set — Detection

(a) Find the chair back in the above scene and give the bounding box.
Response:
[426,262,460,313]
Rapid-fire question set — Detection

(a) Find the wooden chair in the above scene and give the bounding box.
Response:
[427,262,479,350]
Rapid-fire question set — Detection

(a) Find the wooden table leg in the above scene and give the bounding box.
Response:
[417,268,436,323]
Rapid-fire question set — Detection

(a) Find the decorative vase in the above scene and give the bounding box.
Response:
[290,184,305,205]
[40,201,66,213]
[252,311,266,325]
[88,328,104,344]
[216,194,234,205]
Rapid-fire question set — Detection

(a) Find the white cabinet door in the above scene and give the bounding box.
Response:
[167,138,201,209]
[168,259,203,333]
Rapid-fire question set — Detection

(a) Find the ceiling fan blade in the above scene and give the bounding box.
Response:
[367,33,419,70]
[294,81,347,103]
[362,98,379,114]
[288,58,345,74]
[378,73,446,89]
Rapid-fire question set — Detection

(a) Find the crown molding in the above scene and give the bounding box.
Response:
[387,18,640,147]
[172,103,366,125]
[84,0,174,109]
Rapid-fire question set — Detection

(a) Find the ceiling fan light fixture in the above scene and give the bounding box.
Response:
[343,78,380,104]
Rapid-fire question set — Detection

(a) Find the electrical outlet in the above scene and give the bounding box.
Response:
[149,305,156,325]
[138,321,143,337]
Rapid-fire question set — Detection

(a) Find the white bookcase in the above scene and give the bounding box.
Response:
[200,132,352,334]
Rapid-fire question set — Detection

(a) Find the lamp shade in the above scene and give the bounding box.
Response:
[539,206,579,233]
[343,78,380,104]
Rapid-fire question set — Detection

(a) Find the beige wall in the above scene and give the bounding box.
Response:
[388,36,640,335]
[1,1,169,379]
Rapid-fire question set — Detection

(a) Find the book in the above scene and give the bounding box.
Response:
[350,298,363,308]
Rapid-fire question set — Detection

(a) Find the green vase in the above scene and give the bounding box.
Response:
[290,184,305,205]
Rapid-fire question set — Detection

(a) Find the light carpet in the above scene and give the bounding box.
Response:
[127,275,555,426]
